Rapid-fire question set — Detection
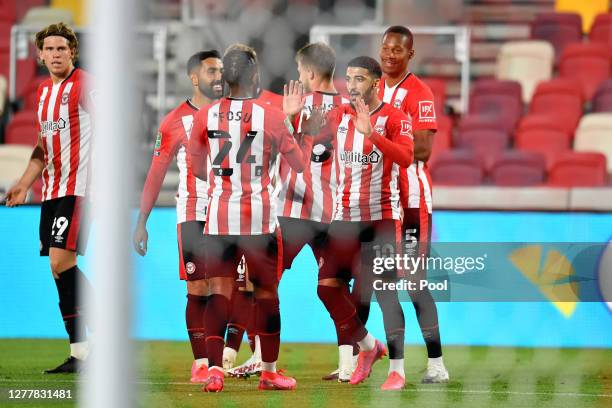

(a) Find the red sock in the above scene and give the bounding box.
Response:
[226,289,254,352]
[186,294,207,360]
[247,302,257,352]
[255,298,280,363]
[204,294,230,368]
[317,285,367,345]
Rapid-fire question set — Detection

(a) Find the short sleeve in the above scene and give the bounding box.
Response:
[405,84,437,131]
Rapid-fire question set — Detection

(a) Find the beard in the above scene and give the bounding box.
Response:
[199,80,223,99]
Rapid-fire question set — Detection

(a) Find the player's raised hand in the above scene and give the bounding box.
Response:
[283,80,305,116]
[302,106,326,136]
[353,97,373,137]
[5,183,27,207]
[133,223,148,256]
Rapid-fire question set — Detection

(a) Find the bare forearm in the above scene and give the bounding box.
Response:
[18,146,45,188]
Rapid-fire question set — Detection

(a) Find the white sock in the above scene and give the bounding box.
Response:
[357,333,375,352]
[262,361,276,372]
[389,358,405,377]
[428,356,444,369]
[338,345,353,371]
[70,341,88,360]
[223,347,237,360]
[195,358,208,368]
[254,335,262,359]
[209,365,223,372]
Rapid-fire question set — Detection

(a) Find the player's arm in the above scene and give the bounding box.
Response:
[282,80,305,124]
[188,110,209,181]
[275,112,315,173]
[133,123,180,256]
[354,98,413,168]
[406,91,437,162]
[5,134,45,207]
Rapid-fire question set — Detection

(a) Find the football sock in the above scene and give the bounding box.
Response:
[376,288,405,359]
[409,288,443,358]
[247,303,257,353]
[256,298,281,363]
[253,335,262,359]
[203,294,230,368]
[70,341,88,360]
[195,358,208,368]
[226,290,253,352]
[262,361,277,373]
[317,285,367,345]
[357,333,375,352]
[389,358,405,377]
[55,266,87,344]
[428,356,445,368]
[186,294,208,360]
[338,345,353,371]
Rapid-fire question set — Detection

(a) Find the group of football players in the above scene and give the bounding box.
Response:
[5,19,448,394]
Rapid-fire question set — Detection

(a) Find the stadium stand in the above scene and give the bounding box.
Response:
[21,6,74,26]
[548,152,608,187]
[592,79,612,112]
[429,114,452,164]
[529,78,583,134]
[5,110,38,146]
[430,150,484,186]
[455,124,509,170]
[0,144,34,202]
[514,114,572,168]
[555,0,609,33]
[573,112,612,172]
[468,79,523,133]
[422,77,447,114]
[558,42,611,100]
[495,40,554,103]
[489,150,547,186]
[589,12,612,52]
[530,12,583,65]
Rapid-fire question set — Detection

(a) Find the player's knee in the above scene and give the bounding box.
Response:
[254,285,277,299]
[207,277,233,298]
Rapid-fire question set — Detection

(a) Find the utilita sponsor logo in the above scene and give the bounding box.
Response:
[41,118,66,134]
[340,150,380,167]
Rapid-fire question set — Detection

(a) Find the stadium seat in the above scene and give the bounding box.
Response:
[548,152,607,186]
[489,150,547,186]
[574,113,612,172]
[0,74,6,116]
[21,76,47,110]
[430,149,484,186]
[0,0,16,22]
[0,20,11,53]
[514,123,572,169]
[455,127,509,170]
[555,0,609,33]
[422,77,446,114]
[559,42,611,100]
[429,114,452,165]
[21,6,74,25]
[530,12,583,65]
[0,144,32,184]
[529,78,583,134]
[469,79,523,133]
[589,13,612,53]
[0,55,36,100]
[5,110,38,146]
[495,41,554,103]
[593,79,612,112]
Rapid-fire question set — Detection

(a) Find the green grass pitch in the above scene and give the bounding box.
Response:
[0,339,610,407]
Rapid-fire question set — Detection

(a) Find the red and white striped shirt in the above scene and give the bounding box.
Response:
[321,103,414,222]
[379,72,437,214]
[139,100,208,223]
[189,97,312,235]
[277,91,348,223]
[37,68,93,201]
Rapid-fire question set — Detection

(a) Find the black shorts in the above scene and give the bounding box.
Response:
[402,208,432,277]
[277,216,329,271]
[177,221,206,281]
[204,231,281,289]
[318,219,401,282]
[39,196,89,256]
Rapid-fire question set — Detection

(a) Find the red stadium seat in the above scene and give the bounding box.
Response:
[430,149,484,186]
[548,152,607,187]
[455,127,509,170]
[422,77,446,114]
[529,78,583,134]
[5,110,38,146]
[0,0,16,22]
[21,76,46,110]
[0,20,11,53]
[559,42,611,100]
[514,125,572,169]
[429,114,452,165]
[458,114,501,133]
[469,79,523,133]
[592,79,612,112]
[489,150,547,186]
[589,13,612,53]
[530,12,583,65]
[0,55,36,99]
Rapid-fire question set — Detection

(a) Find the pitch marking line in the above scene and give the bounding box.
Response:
[0,379,610,398]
